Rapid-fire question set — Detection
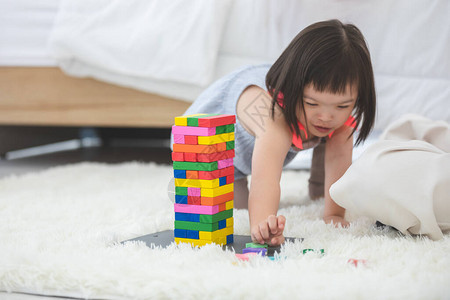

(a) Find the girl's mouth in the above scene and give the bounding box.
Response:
[314,125,332,133]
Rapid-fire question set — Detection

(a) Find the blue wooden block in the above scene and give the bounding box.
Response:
[174,169,187,179]
[227,234,234,244]
[175,195,188,204]
[174,229,187,238]
[219,176,227,186]
[175,212,190,221]
[175,212,200,222]
[186,230,199,239]
[218,219,226,229]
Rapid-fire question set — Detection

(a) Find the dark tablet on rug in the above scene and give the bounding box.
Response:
[122,230,302,255]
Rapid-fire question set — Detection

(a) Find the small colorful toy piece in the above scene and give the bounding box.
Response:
[235,253,258,261]
[245,242,269,249]
[347,258,367,267]
[242,247,268,256]
[302,249,325,255]
[173,113,236,247]
[235,242,270,260]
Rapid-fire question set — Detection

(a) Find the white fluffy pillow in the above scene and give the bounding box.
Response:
[330,115,450,240]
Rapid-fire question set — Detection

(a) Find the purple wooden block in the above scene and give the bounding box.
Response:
[242,247,267,256]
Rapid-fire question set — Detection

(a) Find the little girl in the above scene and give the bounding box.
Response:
[175,19,376,245]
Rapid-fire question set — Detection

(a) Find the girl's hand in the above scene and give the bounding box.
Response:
[323,215,349,227]
[251,215,286,246]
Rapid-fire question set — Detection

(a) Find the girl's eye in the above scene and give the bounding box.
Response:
[338,105,350,109]
[305,102,317,106]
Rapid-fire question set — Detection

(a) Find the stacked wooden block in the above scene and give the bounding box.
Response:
[172,113,236,246]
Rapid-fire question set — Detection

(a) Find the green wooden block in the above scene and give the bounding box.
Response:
[175,186,188,196]
[215,124,235,134]
[173,161,218,171]
[199,209,233,223]
[174,220,219,232]
[226,141,235,150]
[246,242,269,249]
[187,117,199,127]
[226,124,235,133]
[215,125,226,135]
[187,114,220,127]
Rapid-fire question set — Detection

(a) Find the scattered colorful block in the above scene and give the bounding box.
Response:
[347,258,367,267]
[302,249,325,255]
[242,247,268,256]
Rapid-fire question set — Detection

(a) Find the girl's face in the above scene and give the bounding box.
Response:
[300,83,357,138]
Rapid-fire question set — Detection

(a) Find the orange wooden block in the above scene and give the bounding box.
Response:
[186,170,199,179]
[173,143,226,154]
[201,191,234,206]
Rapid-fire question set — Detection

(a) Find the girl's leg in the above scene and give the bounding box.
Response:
[234,177,249,209]
[309,140,325,200]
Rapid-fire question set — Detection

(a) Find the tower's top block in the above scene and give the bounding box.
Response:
[175,114,236,127]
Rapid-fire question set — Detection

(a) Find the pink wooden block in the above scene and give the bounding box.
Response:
[173,134,185,144]
[187,187,201,196]
[171,125,216,136]
[218,158,234,169]
[174,203,219,215]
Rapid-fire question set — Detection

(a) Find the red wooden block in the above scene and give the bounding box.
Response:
[188,196,201,205]
[172,152,184,161]
[198,114,236,127]
[197,149,235,162]
[219,166,234,177]
[184,152,197,162]
[197,166,234,180]
[184,135,198,145]
[226,174,234,184]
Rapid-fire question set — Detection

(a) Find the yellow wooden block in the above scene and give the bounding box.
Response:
[225,200,234,210]
[175,178,219,188]
[174,113,207,126]
[175,236,227,247]
[198,133,235,145]
[201,183,234,197]
[226,217,234,227]
[199,226,233,240]
[174,116,187,126]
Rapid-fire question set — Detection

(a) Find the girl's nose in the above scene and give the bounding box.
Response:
[318,111,333,122]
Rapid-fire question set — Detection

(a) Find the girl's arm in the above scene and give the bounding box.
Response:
[239,87,292,245]
[323,125,354,226]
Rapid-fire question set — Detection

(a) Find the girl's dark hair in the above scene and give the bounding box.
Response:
[266,19,376,145]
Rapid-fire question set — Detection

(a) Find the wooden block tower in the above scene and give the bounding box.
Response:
[171,113,236,246]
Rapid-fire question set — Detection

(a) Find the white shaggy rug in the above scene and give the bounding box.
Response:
[0,162,449,300]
